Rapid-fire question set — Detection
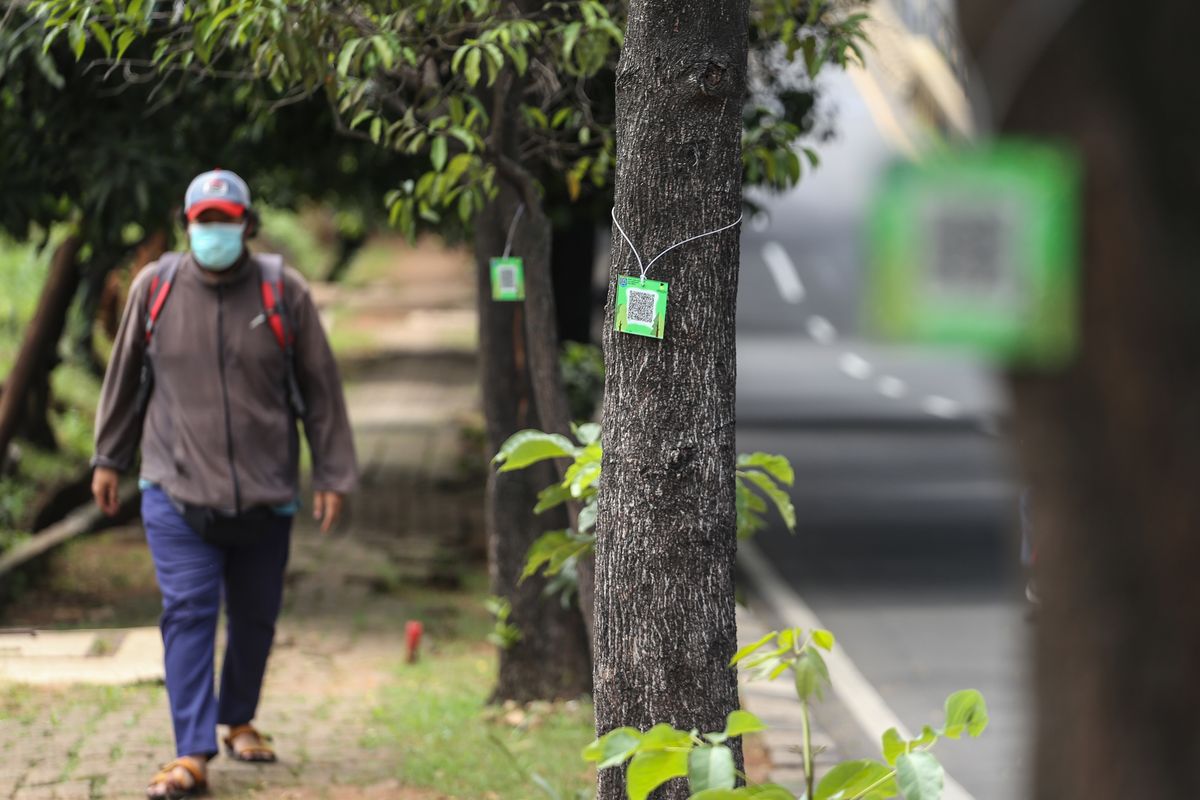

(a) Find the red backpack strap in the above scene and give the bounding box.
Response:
[143,253,183,344]
[256,254,307,418]
[256,254,293,350]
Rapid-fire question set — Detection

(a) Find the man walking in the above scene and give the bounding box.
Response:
[91,169,358,799]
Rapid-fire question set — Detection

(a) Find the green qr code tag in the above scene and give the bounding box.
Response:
[867,140,1080,367]
[490,257,525,301]
[615,276,668,339]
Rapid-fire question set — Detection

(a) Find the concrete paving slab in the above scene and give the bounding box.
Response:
[0,627,162,686]
[0,632,96,658]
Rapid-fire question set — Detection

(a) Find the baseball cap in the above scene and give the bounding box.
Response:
[184,169,252,221]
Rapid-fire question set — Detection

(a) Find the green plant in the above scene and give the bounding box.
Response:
[485,595,523,650]
[492,425,797,603]
[583,626,989,800]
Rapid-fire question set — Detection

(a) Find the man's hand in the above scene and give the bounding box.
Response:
[312,491,344,534]
[92,467,121,517]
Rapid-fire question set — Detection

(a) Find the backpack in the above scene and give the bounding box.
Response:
[134,252,308,418]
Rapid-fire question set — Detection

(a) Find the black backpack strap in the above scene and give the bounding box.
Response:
[135,253,183,415]
[255,254,307,419]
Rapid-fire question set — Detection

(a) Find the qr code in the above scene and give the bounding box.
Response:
[496,264,518,292]
[925,199,1020,305]
[626,288,658,325]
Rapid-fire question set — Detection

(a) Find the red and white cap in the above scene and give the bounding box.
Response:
[184,169,252,221]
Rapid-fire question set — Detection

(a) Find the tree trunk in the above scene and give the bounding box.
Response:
[99,228,169,340]
[959,3,1200,797]
[552,218,597,344]
[594,1,749,797]
[0,235,83,470]
[476,187,593,703]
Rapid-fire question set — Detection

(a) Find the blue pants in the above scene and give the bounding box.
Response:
[141,487,292,758]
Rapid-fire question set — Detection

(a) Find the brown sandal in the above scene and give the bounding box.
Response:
[146,756,208,799]
[223,723,277,762]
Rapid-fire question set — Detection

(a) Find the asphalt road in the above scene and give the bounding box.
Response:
[733,67,1034,800]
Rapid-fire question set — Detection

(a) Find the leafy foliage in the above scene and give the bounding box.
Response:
[583,711,770,800]
[485,595,523,650]
[32,0,872,240]
[582,627,989,800]
[492,424,797,605]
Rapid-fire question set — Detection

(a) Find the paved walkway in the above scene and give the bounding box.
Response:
[0,238,481,800]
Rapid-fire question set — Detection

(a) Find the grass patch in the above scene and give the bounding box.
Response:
[366,656,595,799]
[363,580,595,800]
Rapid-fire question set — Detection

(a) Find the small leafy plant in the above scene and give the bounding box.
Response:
[582,626,989,800]
[583,710,771,800]
[492,425,797,603]
[485,595,522,650]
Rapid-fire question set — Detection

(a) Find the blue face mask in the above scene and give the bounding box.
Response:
[188,222,246,271]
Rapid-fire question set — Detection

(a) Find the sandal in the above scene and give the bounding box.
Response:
[146,756,207,799]
[223,723,277,763]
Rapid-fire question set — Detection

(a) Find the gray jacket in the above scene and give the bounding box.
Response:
[93,252,358,513]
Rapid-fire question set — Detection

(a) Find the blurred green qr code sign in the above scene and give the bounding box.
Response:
[490,257,525,301]
[867,141,1080,367]
[615,276,668,339]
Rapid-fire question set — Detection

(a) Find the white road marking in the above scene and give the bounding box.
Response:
[806,315,838,345]
[739,540,977,800]
[877,375,908,398]
[922,395,962,419]
[839,352,874,380]
[762,241,806,304]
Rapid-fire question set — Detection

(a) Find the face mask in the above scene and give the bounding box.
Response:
[188,222,246,271]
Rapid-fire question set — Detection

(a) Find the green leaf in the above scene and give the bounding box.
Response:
[577,501,597,533]
[941,689,989,739]
[730,632,775,666]
[521,530,594,581]
[430,137,448,172]
[691,788,796,800]
[68,22,85,60]
[464,47,482,86]
[370,34,394,69]
[793,649,830,701]
[881,727,906,766]
[740,470,796,532]
[534,482,574,513]
[115,29,135,60]
[637,723,693,752]
[582,726,642,769]
[688,746,735,793]
[896,752,944,800]
[562,21,582,60]
[493,430,578,471]
[815,759,896,800]
[626,749,688,800]
[88,22,112,57]
[568,461,601,497]
[722,709,767,739]
[337,38,361,76]
[811,629,835,651]
[572,421,601,446]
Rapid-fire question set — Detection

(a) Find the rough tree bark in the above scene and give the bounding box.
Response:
[0,234,83,469]
[594,1,749,797]
[959,2,1200,797]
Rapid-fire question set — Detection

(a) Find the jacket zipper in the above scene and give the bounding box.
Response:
[216,285,242,514]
